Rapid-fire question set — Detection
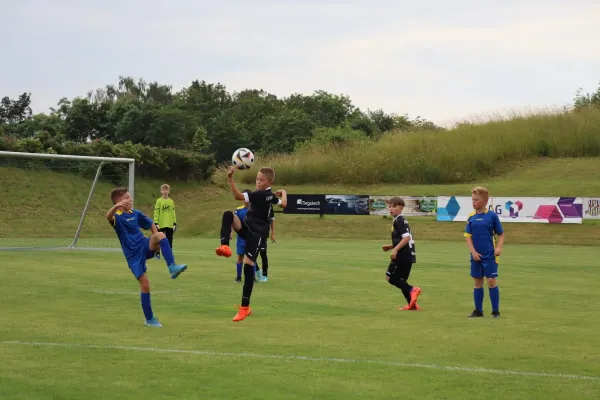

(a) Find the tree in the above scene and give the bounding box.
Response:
[259,109,316,154]
[0,93,32,124]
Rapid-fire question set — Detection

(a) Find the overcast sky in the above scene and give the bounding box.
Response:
[1,0,599,126]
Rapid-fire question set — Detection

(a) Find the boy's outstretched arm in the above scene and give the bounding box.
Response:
[276,190,287,208]
[106,201,126,223]
[227,166,245,201]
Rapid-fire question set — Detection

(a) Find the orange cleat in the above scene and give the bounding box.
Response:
[216,244,232,258]
[413,303,421,311]
[233,305,252,322]
[398,305,413,311]
[409,287,422,308]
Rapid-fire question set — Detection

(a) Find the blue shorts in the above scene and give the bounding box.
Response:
[470,259,499,278]
[236,244,246,256]
[126,237,156,279]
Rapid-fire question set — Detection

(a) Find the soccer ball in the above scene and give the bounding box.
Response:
[231,148,255,170]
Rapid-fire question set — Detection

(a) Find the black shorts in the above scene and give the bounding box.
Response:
[386,260,413,281]
[237,222,263,262]
[259,238,268,251]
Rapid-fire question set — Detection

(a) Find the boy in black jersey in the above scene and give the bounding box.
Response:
[216,166,287,322]
[382,197,422,310]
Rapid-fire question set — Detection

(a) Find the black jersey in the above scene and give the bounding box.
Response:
[392,215,416,264]
[243,188,280,237]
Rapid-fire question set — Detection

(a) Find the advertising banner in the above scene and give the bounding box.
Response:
[583,198,600,219]
[437,196,583,224]
[324,195,370,215]
[369,196,438,216]
[283,194,327,215]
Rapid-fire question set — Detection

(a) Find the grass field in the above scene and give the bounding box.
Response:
[1,238,600,399]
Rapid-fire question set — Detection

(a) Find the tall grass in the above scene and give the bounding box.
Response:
[236,108,600,185]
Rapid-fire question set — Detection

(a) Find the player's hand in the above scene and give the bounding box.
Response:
[173,224,177,233]
[275,189,286,197]
[271,235,276,243]
[227,166,235,178]
[494,247,502,257]
[118,199,132,210]
[382,244,393,252]
[471,251,482,261]
[390,249,398,260]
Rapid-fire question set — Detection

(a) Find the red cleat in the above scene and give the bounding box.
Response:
[409,287,422,308]
[216,244,232,258]
[233,306,252,322]
[398,305,412,311]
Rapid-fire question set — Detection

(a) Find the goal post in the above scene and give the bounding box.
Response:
[0,150,135,250]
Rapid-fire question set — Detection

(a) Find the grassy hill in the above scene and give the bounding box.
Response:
[1,157,599,247]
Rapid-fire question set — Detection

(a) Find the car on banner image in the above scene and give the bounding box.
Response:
[326,197,349,213]
[354,197,369,214]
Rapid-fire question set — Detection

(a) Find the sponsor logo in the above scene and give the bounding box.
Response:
[296,199,321,207]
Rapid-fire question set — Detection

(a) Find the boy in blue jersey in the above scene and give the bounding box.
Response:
[106,187,188,327]
[464,186,505,318]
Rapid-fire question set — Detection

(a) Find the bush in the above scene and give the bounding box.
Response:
[0,136,216,183]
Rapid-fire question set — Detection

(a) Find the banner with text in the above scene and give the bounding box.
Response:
[369,196,438,216]
[437,196,583,224]
[583,198,600,219]
[283,194,327,215]
[283,194,370,215]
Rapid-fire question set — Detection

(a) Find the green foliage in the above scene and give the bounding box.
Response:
[1,76,441,177]
[0,135,215,183]
[246,107,600,185]
[574,82,600,110]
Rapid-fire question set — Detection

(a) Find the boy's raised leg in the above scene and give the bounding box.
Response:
[217,211,236,257]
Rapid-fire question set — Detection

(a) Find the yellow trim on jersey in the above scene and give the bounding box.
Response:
[464,233,472,237]
[236,205,246,210]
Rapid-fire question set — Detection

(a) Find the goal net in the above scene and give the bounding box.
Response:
[0,150,135,251]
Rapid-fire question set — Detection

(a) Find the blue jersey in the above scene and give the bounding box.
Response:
[464,210,504,261]
[234,205,248,246]
[110,209,154,260]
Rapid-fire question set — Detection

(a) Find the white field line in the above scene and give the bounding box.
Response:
[1,341,598,381]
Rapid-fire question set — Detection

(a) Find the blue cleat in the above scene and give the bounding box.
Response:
[260,276,268,282]
[168,263,188,279]
[255,269,263,282]
[145,317,163,327]
[154,252,161,260]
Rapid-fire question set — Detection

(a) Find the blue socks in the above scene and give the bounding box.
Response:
[141,292,153,320]
[236,262,242,279]
[159,238,175,266]
[474,288,484,312]
[489,287,500,312]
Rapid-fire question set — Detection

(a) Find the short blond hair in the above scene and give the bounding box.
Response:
[472,186,489,199]
[161,184,170,190]
[259,167,275,183]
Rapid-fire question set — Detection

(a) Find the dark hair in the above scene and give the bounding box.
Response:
[110,187,128,204]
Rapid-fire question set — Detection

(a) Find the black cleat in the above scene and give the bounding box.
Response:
[491,311,500,319]
[468,309,484,318]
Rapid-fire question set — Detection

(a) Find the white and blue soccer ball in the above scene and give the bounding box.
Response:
[232,148,255,170]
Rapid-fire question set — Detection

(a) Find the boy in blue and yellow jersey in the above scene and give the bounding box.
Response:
[464,186,505,318]
[107,187,188,327]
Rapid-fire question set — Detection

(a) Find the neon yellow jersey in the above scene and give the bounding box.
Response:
[154,197,177,228]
